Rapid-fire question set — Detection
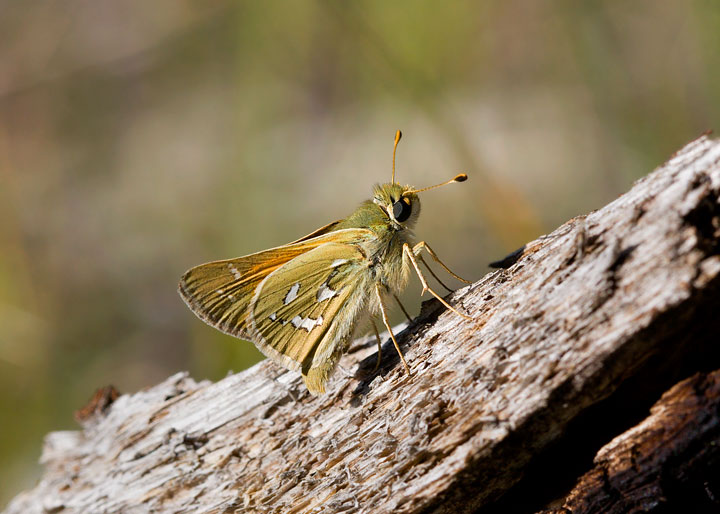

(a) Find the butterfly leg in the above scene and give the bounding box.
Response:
[370,319,382,373]
[393,293,413,323]
[403,243,472,320]
[375,283,411,375]
[416,254,453,293]
[413,241,472,284]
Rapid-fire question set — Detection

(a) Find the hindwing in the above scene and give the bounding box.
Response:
[250,242,366,375]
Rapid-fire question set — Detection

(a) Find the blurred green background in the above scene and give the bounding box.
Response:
[1,0,719,504]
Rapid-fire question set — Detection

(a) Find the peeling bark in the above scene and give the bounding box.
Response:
[5,136,720,514]
[540,370,720,513]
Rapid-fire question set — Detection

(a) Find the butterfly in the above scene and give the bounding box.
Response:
[179,131,471,394]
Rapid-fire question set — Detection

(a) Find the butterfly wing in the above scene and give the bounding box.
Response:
[179,228,374,393]
[180,245,310,341]
[251,241,372,393]
[287,219,342,244]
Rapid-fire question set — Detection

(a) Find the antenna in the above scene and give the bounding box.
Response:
[403,173,467,196]
[392,130,402,184]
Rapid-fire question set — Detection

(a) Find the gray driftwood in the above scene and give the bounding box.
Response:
[5,136,720,513]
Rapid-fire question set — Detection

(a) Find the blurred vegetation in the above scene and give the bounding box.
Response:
[1,0,719,504]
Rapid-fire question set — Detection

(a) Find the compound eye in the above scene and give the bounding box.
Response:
[392,198,412,222]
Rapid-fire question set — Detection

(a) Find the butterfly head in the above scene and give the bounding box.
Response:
[372,182,421,229]
[372,130,467,231]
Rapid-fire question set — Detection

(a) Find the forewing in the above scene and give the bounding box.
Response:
[288,220,342,244]
[251,242,366,372]
[178,228,372,343]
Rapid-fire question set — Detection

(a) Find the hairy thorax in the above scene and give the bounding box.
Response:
[361,227,414,297]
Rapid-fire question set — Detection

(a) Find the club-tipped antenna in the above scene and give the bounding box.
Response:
[392,130,402,184]
[403,173,467,196]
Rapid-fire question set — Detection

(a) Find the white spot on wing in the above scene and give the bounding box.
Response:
[269,312,277,321]
[331,259,348,267]
[284,283,300,305]
[316,282,337,302]
[217,288,236,302]
[227,263,243,280]
[290,315,323,331]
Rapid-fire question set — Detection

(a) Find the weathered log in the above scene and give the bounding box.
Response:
[5,135,720,513]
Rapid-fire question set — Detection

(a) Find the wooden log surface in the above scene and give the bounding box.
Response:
[5,135,720,513]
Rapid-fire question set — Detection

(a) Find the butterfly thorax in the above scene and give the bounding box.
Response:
[332,182,421,295]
